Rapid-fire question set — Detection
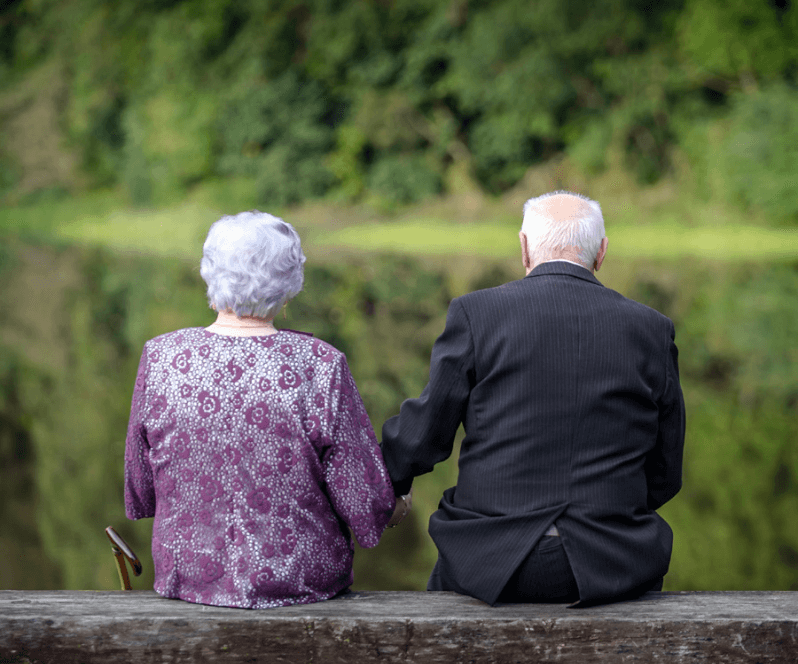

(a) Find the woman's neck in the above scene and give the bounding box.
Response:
[206,310,279,337]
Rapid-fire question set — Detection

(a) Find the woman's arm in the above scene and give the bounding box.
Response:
[124,346,156,519]
[320,354,395,547]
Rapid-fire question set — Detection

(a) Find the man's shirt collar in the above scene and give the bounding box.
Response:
[525,259,603,287]
[542,258,586,268]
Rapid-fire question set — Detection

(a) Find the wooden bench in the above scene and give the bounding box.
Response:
[1,590,796,663]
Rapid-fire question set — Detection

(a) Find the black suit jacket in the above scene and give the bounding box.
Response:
[381,261,685,605]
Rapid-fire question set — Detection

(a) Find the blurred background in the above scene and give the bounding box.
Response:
[0,0,797,593]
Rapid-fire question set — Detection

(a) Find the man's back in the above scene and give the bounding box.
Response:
[382,261,685,605]
[455,262,680,515]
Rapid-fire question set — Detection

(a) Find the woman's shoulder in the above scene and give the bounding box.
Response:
[279,329,344,362]
[142,327,346,363]
[143,327,212,350]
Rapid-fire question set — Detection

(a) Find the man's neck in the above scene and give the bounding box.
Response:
[526,258,592,276]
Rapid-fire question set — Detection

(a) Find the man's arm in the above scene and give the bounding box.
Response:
[646,321,686,510]
[381,298,475,495]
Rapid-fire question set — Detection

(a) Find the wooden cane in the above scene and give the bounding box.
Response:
[105,526,142,590]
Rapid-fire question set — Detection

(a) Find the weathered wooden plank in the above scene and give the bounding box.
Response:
[1,590,796,663]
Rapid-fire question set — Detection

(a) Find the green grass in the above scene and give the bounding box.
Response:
[319,220,798,261]
[46,212,798,262]
[2,183,797,262]
[0,179,260,259]
[54,201,221,259]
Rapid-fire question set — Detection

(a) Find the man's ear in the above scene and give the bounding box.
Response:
[519,231,532,273]
[594,237,609,272]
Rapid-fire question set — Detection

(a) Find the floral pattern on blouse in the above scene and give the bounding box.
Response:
[124,328,394,609]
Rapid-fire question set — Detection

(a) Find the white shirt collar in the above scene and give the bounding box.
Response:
[541,258,588,269]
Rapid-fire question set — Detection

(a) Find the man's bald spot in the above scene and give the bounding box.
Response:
[525,193,596,224]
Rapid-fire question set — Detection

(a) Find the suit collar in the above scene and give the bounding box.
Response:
[524,260,604,287]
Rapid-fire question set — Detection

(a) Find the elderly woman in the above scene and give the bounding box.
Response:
[124,211,405,609]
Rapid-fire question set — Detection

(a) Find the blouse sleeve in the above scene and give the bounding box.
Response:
[321,355,394,548]
[124,345,156,519]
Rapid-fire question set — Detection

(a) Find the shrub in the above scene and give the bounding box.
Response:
[217,72,336,207]
[367,154,442,205]
[721,85,798,224]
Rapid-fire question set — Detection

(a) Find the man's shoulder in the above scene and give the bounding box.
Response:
[456,278,528,303]
[607,288,674,325]
[450,279,528,316]
[591,290,676,350]
[455,275,674,330]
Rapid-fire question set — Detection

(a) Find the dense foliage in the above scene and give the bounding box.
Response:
[0,0,796,218]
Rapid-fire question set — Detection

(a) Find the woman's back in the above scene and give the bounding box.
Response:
[125,327,394,608]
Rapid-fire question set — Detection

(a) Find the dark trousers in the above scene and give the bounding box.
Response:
[497,535,579,603]
[427,535,578,604]
[429,535,664,606]
[498,536,665,606]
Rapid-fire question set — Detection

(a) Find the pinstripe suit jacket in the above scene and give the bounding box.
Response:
[381,261,685,605]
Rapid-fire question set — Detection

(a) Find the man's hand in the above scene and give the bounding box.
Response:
[386,489,413,528]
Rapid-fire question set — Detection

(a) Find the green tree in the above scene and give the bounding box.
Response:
[720,85,798,224]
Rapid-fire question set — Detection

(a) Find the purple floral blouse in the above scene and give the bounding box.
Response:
[124,328,395,609]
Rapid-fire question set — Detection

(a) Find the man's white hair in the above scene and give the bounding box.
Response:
[200,211,306,319]
[521,191,605,267]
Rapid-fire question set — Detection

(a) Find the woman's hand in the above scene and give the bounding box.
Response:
[386,489,413,528]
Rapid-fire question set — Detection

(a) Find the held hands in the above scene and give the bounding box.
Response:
[386,489,413,528]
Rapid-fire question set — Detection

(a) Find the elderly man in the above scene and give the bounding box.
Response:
[381,191,685,606]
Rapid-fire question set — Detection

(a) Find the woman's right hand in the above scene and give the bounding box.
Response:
[386,489,413,528]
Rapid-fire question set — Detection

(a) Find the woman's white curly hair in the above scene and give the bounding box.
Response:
[200,211,306,319]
